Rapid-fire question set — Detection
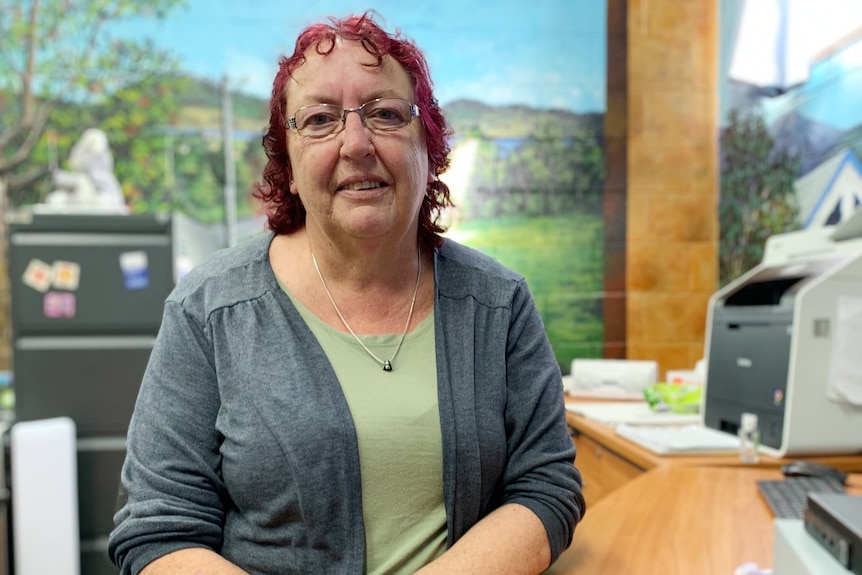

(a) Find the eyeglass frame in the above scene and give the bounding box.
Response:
[286,97,421,138]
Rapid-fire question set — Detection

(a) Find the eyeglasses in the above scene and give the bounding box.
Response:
[287,97,420,138]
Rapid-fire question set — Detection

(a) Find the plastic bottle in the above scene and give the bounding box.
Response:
[739,412,760,464]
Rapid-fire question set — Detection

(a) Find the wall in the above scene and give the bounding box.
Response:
[0,0,720,379]
[623,0,719,378]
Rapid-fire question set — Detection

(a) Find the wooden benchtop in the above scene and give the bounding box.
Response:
[545,466,862,574]
[565,402,862,472]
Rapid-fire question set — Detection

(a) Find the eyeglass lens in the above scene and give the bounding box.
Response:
[290,98,417,137]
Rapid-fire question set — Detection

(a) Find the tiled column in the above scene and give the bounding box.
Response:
[625,0,718,378]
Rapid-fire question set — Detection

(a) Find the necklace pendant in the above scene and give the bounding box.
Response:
[383,360,393,372]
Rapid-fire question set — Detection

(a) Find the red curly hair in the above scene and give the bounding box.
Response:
[254,12,453,249]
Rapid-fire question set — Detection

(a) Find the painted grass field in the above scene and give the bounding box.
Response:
[447,213,605,372]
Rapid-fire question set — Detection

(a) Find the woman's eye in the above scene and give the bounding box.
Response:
[368,108,408,127]
[371,108,400,121]
[306,113,338,127]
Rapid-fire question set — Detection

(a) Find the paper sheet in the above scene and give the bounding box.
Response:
[566,401,701,426]
[827,295,862,405]
[615,423,740,454]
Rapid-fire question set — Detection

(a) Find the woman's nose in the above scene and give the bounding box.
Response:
[339,110,374,156]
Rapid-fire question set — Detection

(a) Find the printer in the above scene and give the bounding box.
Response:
[702,209,862,458]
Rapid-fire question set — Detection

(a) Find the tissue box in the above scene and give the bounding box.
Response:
[564,359,658,399]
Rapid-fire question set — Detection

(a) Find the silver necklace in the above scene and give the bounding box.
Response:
[310,246,421,372]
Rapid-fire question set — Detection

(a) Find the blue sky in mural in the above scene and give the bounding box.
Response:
[110,0,606,112]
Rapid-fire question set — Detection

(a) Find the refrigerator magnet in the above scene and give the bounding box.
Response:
[119,250,150,290]
[52,260,81,291]
[22,258,53,293]
[43,291,76,319]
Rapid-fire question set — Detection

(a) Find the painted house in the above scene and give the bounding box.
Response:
[794,148,862,228]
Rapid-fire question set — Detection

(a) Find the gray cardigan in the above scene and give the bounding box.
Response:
[109,233,584,575]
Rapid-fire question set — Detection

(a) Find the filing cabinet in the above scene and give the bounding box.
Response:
[7,213,174,574]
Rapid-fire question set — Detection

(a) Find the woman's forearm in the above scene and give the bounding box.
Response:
[140,548,251,575]
[415,503,552,575]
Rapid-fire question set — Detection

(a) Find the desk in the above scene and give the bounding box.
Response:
[546,466,862,575]
[567,405,862,506]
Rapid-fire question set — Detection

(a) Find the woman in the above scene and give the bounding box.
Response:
[109,12,585,575]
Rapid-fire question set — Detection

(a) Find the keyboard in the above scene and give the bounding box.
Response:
[757,476,846,519]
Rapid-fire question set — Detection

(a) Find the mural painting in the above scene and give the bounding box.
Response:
[0,0,607,372]
[719,0,862,285]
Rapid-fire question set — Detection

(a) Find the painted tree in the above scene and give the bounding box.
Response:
[506,121,604,216]
[0,0,185,232]
[719,108,801,286]
[0,0,185,371]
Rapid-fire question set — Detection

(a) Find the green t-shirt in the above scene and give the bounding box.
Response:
[287,291,447,574]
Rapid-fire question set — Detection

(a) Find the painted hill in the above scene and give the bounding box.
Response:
[170,77,604,141]
[443,99,603,139]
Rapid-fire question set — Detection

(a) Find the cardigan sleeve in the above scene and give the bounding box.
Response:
[108,300,227,575]
[499,279,586,563]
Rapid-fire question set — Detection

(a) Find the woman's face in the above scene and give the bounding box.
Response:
[285,39,432,247]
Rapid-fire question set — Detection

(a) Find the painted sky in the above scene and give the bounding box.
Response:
[110,0,607,112]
